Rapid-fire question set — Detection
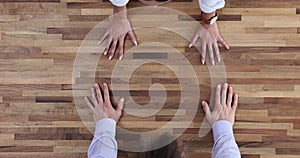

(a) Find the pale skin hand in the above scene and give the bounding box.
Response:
[202,83,238,126]
[84,83,124,122]
[98,6,137,60]
[189,22,229,66]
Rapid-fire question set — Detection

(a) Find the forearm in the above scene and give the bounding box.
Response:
[212,120,241,158]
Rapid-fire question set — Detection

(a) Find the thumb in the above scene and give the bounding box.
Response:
[218,36,229,50]
[202,101,211,116]
[128,31,138,46]
[116,98,124,116]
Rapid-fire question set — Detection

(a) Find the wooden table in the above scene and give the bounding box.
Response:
[0,0,299,157]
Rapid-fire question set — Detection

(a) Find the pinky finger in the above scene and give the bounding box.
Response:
[232,93,238,112]
[104,37,112,55]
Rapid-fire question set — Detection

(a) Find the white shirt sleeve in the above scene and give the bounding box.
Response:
[88,118,118,158]
[212,120,241,158]
[109,0,129,7]
[199,0,225,13]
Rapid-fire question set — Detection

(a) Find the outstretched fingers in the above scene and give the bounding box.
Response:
[221,83,228,105]
[202,101,211,117]
[85,96,94,110]
[218,36,229,50]
[214,42,221,62]
[208,44,215,65]
[118,35,125,60]
[103,37,112,55]
[98,31,108,45]
[201,43,207,64]
[128,30,137,46]
[231,93,238,113]
[214,84,221,107]
[116,98,125,117]
[109,39,118,60]
[189,33,200,48]
[227,86,233,107]
[102,83,112,108]
[94,83,103,105]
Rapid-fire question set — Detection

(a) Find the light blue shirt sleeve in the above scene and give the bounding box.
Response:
[212,120,241,158]
[88,118,118,158]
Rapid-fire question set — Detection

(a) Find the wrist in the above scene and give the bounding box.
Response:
[113,5,127,19]
[201,11,218,26]
[202,11,216,19]
[114,5,126,14]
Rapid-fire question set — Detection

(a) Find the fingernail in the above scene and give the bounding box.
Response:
[201,59,205,64]
[97,41,100,44]
[201,101,205,105]
[94,83,98,87]
[109,56,113,60]
[134,41,138,46]
[103,50,107,55]
[218,57,221,62]
[120,98,124,103]
[103,83,107,87]
[119,55,123,60]
[212,61,215,66]
[188,43,192,48]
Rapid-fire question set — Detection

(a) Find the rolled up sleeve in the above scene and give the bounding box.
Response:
[88,118,118,158]
[212,120,241,158]
[109,0,129,7]
[199,0,225,13]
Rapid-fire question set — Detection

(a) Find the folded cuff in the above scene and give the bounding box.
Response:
[94,118,117,138]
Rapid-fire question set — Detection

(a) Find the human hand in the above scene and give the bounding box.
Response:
[84,83,124,122]
[201,83,238,126]
[189,23,229,65]
[98,10,137,60]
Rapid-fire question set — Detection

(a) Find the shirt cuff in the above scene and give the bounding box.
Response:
[212,120,234,142]
[94,118,117,138]
[110,0,129,7]
[199,0,225,13]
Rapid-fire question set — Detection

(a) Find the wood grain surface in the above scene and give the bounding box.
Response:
[0,0,299,157]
